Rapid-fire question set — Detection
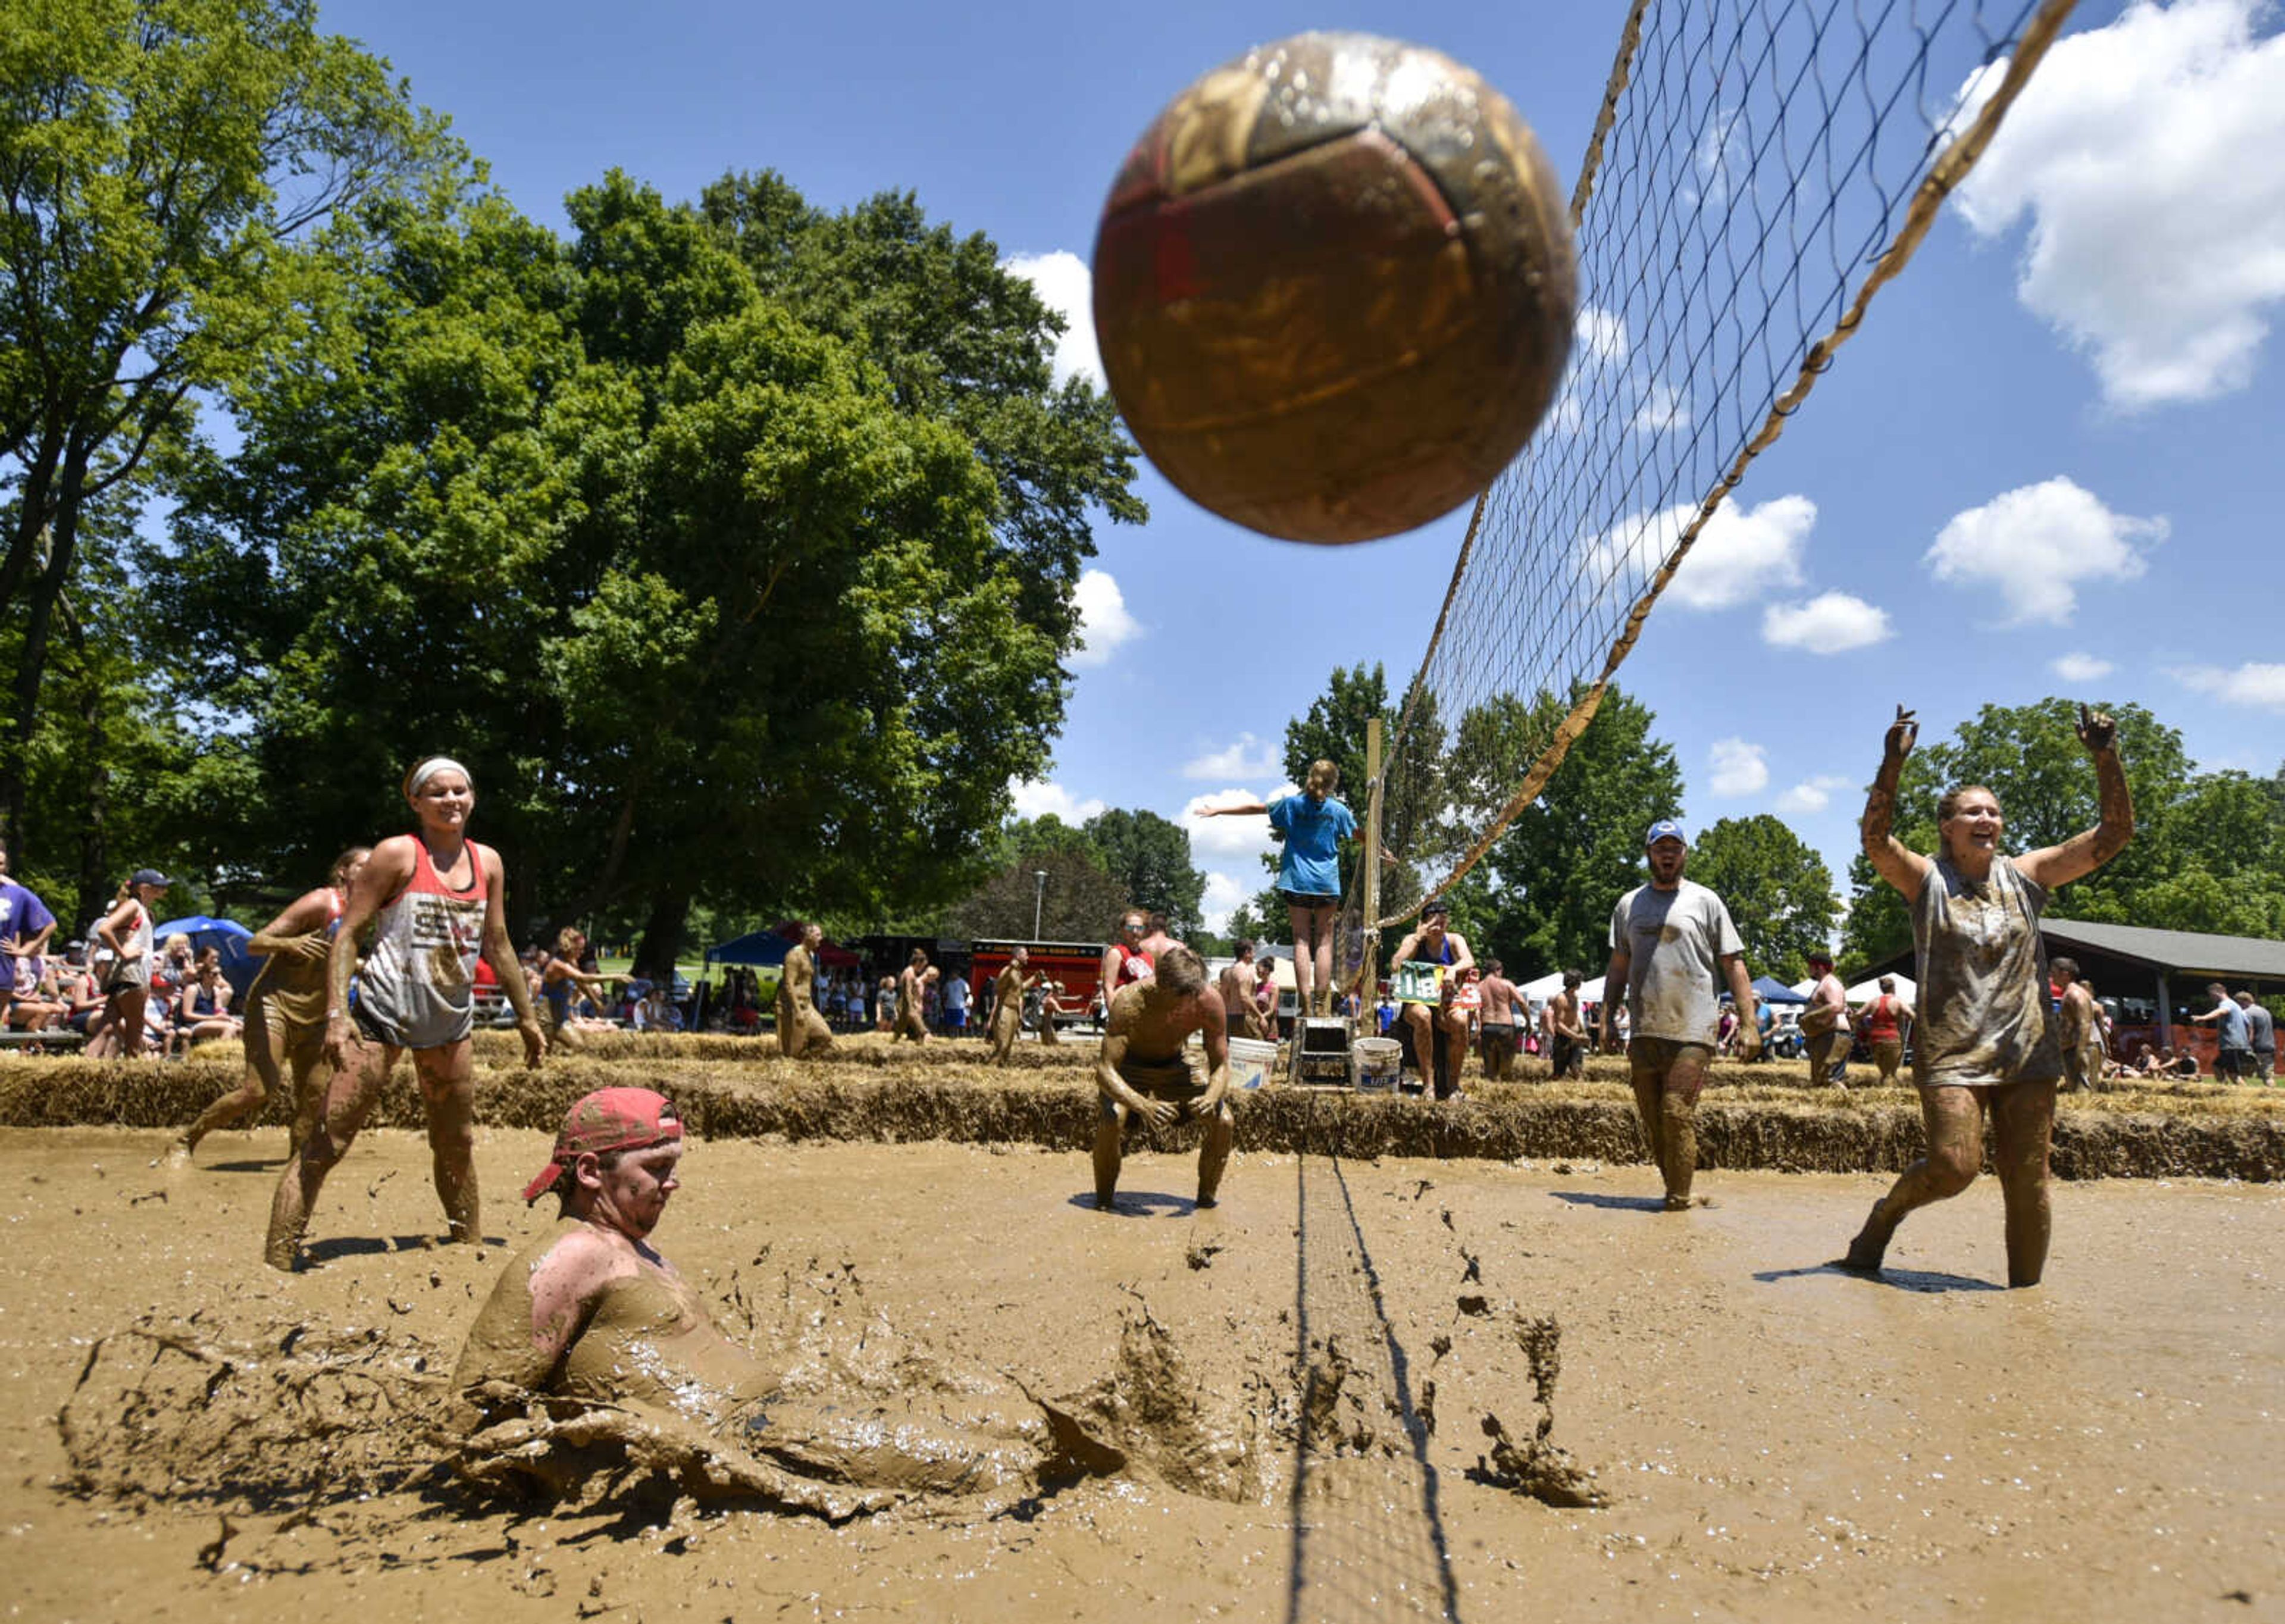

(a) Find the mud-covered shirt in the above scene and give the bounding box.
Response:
[1910,853,2060,1087]
[1610,879,1743,1045]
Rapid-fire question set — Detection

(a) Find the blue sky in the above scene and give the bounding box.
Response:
[313,0,2285,931]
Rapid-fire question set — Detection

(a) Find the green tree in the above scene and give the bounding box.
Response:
[945,848,1128,943]
[1684,815,1838,981]
[0,0,424,858]
[1083,808,1206,934]
[1477,685,1683,977]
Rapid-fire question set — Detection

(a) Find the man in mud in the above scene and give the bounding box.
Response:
[1477,959,1522,1081]
[1092,943,1233,1213]
[893,948,937,1044]
[777,922,834,1059]
[987,946,1043,1065]
[1603,820,1760,1211]
[1544,970,1588,1080]
[1389,900,1475,1098]
[2237,991,2275,1084]
[2189,982,2252,1081]
[1220,940,1266,1040]
[2051,958,2099,1092]
[1801,952,1851,1088]
[455,1087,1118,1512]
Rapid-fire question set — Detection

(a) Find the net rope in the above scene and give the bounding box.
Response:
[1347,0,2080,962]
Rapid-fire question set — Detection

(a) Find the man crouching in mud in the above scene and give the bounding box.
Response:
[1093,943,1233,1213]
[453,1087,1123,1516]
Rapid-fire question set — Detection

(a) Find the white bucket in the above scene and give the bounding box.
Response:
[1354,1037,1402,1091]
[1227,1036,1278,1091]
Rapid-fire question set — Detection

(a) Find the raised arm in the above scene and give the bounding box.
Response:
[2016,706,2134,892]
[1196,800,1269,818]
[1861,705,1933,903]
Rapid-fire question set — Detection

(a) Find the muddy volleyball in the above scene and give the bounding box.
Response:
[1091,32,1577,545]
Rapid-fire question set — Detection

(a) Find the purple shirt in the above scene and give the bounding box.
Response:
[0,879,57,993]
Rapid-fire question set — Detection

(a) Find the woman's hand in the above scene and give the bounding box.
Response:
[1883,704,1918,763]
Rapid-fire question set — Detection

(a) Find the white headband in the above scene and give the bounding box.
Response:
[406,756,472,794]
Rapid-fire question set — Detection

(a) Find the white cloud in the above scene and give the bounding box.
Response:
[1009,777,1105,825]
[2170,661,2285,711]
[1776,775,1856,815]
[1182,786,1295,867]
[1761,592,1893,654]
[1003,249,1103,387]
[2052,652,2115,683]
[1580,493,1814,611]
[1200,871,1253,934]
[1182,733,1280,780]
[1923,477,2161,625]
[1708,738,1770,797]
[1630,379,1691,437]
[1069,568,1141,668]
[1575,305,1629,366]
[1954,0,2285,408]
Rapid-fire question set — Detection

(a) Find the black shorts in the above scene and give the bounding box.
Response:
[1279,890,1338,909]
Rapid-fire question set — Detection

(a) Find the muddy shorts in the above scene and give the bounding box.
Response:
[1871,1037,1904,1082]
[1627,1035,1711,1099]
[1103,1057,1206,1123]
[352,997,471,1052]
[1480,1023,1516,1064]
[1550,1033,1583,1078]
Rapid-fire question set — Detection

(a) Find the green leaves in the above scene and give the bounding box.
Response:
[1685,815,1838,981]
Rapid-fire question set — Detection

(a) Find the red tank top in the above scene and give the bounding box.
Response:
[1110,941,1153,988]
[1863,995,1901,1041]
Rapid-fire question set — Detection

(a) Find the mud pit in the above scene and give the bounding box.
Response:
[5,1125,2281,1621]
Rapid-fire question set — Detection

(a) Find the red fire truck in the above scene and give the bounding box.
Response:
[967,939,1108,1032]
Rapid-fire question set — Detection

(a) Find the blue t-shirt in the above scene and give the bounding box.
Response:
[0,879,57,993]
[2214,998,2252,1051]
[1267,793,1357,898]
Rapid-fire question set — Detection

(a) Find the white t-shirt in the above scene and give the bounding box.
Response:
[1610,878,1744,1045]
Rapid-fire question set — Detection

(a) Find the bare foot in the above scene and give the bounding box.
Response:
[1829,1200,1890,1275]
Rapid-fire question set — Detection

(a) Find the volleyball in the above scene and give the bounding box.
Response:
[1091,32,1577,545]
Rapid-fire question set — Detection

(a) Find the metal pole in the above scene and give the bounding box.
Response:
[1033,871,1047,939]
[1360,716,1383,1034]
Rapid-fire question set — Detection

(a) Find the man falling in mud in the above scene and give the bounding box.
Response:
[987,945,1043,1064]
[1219,940,1267,1040]
[776,922,833,1059]
[1093,943,1233,1212]
[1603,820,1760,1210]
[455,1087,1120,1514]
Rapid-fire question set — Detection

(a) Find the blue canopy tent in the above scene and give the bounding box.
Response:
[705,930,792,968]
[1751,974,1808,1005]
[154,915,258,996]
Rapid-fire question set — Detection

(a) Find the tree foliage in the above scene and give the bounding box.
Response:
[943,847,1128,943]
[1684,815,1837,981]
[1082,808,1205,934]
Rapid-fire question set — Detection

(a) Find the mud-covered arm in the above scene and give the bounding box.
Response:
[1599,949,1629,1046]
[1862,705,1933,903]
[250,888,334,962]
[1193,997,1232,1116]
[1094,1027,1157,1113]
[2018,708,2133,892]
[329,840,408,1021]
[1723,954,1758,1055]
[480,851,540,1031]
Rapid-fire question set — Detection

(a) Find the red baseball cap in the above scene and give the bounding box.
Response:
[522,1087,684,1204]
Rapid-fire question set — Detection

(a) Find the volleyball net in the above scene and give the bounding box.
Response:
[1342,0,2080,966]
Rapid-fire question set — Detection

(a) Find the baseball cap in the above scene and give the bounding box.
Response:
[130,868,171,888]
[521,1087,684,1204]
[1644,819,1687,848]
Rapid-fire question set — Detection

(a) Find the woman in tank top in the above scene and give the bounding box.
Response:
[1837,704,2132,1288]
[86,868,170,1059]
[264,757,544,1272]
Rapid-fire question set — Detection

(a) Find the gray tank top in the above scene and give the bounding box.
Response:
[1910,853,2061,1087]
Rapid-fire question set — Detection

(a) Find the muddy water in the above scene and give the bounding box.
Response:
[5,1125,2282,1622]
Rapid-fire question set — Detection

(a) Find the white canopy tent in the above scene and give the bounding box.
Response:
[1846,972,1915,1005]
[1520,970,1605,1006]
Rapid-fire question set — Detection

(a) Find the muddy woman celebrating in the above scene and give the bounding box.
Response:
[1836,705,2131,1287]
[1197,759,1361,1018]
[265,758,544,1271]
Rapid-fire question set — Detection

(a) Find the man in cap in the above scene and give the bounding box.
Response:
[1602,819,1760,1210]
[1800,951,1852,1088]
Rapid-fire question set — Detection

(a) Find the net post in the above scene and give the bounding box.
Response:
[1360,716,1384,1034]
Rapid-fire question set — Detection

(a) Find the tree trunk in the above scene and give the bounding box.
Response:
[1,455,84,861]
[71,628,111,936]
[634,887,691,982]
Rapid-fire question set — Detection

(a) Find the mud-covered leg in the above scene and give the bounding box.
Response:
[176,995,281,1158]
[264,1035,395,1270]
[1194,1099,1234,1209]
[1836,1085,1984,1274]
[1658,1044,1709,1207]
[1626,1048,1667,1193]
[1091,1096,1128,1211]
[1990,1078,2056,1288]
[415,1040,479,1245]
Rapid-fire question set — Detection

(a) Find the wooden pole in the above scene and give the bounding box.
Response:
[1360,716,1383,1034]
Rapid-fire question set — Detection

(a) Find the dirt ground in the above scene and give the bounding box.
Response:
[4,1122,2280,1622]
